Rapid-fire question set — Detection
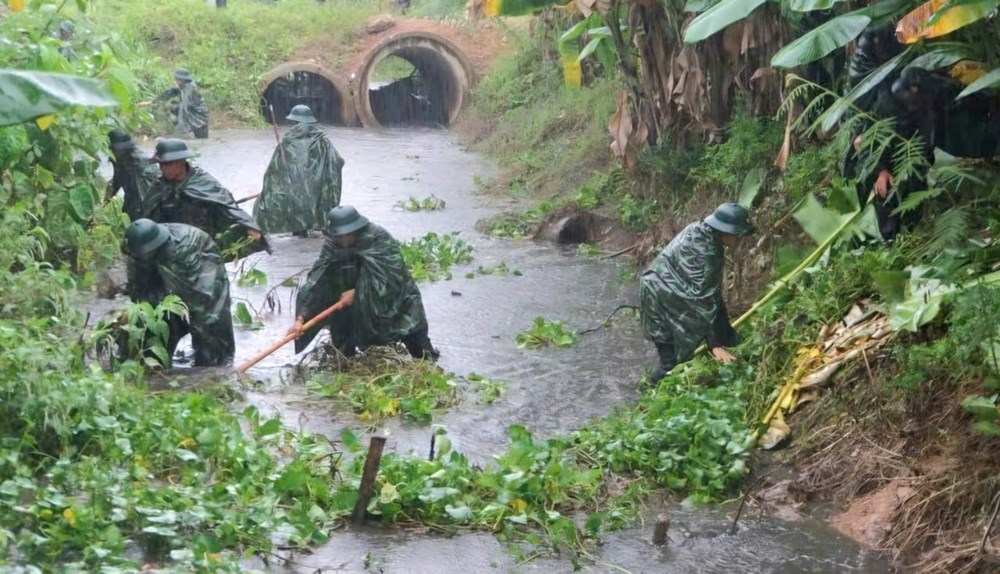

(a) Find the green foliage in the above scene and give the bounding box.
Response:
[395,195,447,212]
[577,243,602,257]
[1,316,350,569]
[406,0,467,18]
[515,317,579,349]
[617,193,662,229]
[401,231,474,281]
[464,261,522,278]
[235,267,268,287]
[338,425,636,549]
[468,373,507,405]
[307,363,461,425]
[92,295,188,368]
[576,360,754,502]
[0,4,137,274]
[689,114,784,190]
[93,0,377,123]
[470,31,618,202]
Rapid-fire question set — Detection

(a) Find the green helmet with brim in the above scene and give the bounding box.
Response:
[326,205,369,237]
[126,219,169,257]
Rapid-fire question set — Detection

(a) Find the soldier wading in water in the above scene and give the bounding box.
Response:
[125,219,235,367]
[640,203,752,384]
[287,205,438,360]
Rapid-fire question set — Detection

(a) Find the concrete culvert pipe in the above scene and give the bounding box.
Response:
[258,62,356,126]
[355,32,475,128]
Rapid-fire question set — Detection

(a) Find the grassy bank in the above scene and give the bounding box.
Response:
[92,0,379,124]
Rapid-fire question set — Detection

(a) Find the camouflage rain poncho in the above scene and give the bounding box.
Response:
[107,146,160,221]
[174,81,209,134]
[127,223,234,367]
[640,221,738,362]
[294,223,428,353]
[254,123,345,233]
[142,165,268,259]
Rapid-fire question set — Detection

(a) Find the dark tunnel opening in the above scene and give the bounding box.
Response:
[260,71,344,125]
[367,49,458,128]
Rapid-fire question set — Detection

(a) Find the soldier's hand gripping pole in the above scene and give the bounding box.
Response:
[236,300,346,373]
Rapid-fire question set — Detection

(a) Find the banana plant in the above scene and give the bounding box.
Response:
[557,12,621,87]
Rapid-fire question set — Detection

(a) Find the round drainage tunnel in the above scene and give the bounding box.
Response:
[356,32,474,128]
[258,62,354,126]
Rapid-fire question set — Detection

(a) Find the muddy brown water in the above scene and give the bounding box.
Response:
[92,127,888,573]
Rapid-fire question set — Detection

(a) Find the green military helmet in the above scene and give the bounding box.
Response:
[173,68,193,82]
[286,105,317,124]
[704,203,751,236]
[126,219,169,257]
[152,138,198,162]
[108,128,134,152]
[326,205,370,237]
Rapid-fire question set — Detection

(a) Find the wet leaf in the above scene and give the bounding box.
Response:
[896,0,998,44]
[771,14,871,69]
[445,504,473,522]
[958,67,1000,99]
[0,70,118,127]
[683,0,768,44]
[961,395,999,419]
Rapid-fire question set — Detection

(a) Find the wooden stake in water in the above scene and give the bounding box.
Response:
[352,436,387,525]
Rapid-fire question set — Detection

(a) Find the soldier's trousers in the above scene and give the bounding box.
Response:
[165,312,235,367]
[651,337,678,384]
[401,325,439,361]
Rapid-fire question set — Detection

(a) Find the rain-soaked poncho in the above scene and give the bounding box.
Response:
[142,165,268,259]
[172,81,209,134]
[107,146,160,221]
[254,123,345,233]
[127,223,234,367]
[294,223,428,353]
[640,221,738,362]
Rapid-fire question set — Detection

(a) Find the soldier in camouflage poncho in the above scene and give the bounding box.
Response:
[142,139,269,260]
[125,219,235,367]
[288,205,438,359]
[640,203,751,383]
[254,105,345,235]
[156,69,209,139]
[105,129,160,221]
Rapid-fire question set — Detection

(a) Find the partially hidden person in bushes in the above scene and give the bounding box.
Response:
[287,205,439,360]
[640,203,751,384]
[141,138,269,260]
[155,68,210,139]
[125,219,235,367]
[105,129,159,221]
[842,27,1000,241]
[253,105,345,237]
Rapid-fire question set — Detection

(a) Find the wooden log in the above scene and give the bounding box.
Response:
[352,436,387,525]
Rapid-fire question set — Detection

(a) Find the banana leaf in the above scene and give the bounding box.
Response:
[905,42,972,71]
[958,67,1000,98]
[683,0,768,44]
[771,14,871,69]
[483,0,563,16]
[787,0,850,11]
[815,49,912,134]
[0,70,118,127]
[896,0,999,44]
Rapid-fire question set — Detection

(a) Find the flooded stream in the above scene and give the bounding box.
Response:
[96,127,888,572]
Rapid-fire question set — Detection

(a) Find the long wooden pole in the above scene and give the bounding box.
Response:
[235,300,345,373]
[235,192,260,205]
[352,436,387,525]
[268,104,281,144]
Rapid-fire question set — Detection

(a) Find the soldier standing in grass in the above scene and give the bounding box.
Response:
[124,219,235,367]
[156,68,210,139]
[141,138,268,259]
[640,203,752,384]
[253,104,345,237]
[287,205,438,360]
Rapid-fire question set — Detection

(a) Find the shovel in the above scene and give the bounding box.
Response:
[236,300,346,373]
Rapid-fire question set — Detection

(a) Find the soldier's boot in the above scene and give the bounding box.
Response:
[646,341,677,388]
[402,328,439,361]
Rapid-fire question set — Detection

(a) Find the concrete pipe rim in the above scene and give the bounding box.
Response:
[257,61,356,127]
[354,31,476,129]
